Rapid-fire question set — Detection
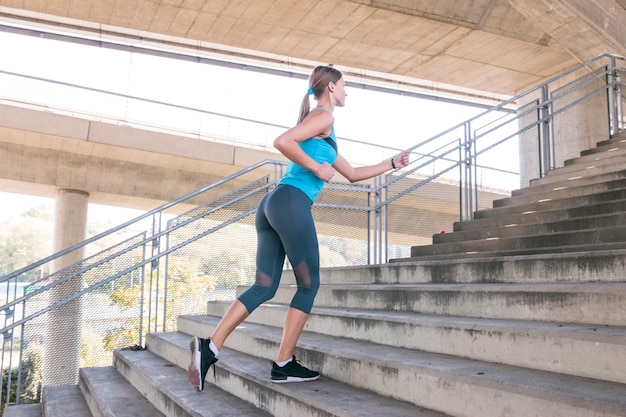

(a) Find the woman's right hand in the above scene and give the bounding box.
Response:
[316,162,336,182]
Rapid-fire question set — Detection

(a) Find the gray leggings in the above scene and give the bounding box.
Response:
[237,184,320,314]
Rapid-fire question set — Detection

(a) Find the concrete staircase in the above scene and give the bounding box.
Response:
[4,132,626,416]
[410,131,626,259]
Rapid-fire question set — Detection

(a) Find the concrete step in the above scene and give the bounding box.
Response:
[435,211,626,244]
[564,138,626,165]
[530,159,626,186]
[455,198,626,231]
[473,188,626,220]
[595,130,626,148]
[413,224,626,258]
[512,169,626,197]
[112,347,273,417]
[206,301,626,385]
[175,315,626,417]
[263,281,626,326]
[1,404,40,417]
[404,241,626,261]
[579,131,626,157]
[79,366,164,417]
[494,177,626,207]
[42,385,92,417]
[326,250,626,284]
[146,331,445,417]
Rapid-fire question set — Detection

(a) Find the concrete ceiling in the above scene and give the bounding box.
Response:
[0,0,625,99]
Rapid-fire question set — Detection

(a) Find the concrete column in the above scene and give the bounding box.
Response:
[42,189,89,386]
[518,72,610,187]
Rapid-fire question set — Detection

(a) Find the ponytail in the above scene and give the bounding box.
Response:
[297,65,343,124]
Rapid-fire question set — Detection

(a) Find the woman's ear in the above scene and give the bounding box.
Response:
[328,81,335,92]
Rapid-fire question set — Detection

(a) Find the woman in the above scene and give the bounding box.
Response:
[189,65,410,390]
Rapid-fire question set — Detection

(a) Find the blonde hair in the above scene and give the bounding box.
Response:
[298,65,343,124]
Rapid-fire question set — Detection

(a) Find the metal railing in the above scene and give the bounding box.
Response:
[0,53,624,406]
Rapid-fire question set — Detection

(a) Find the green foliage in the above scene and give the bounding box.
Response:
[20,343,43,403]
[102,321,140,353]
[1,342,45,407]
[0,204,52,280]
[81,323,113,368]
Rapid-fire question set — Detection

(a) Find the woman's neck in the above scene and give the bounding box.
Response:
[315,98,334,112]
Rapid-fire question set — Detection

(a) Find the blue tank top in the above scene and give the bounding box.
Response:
[279,128,338,202]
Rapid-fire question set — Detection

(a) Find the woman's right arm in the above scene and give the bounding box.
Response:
[274,112,336,181]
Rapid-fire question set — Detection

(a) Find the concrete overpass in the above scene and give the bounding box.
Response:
[1,0,625,207]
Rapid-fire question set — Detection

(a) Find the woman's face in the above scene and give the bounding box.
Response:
[331,77,347,107]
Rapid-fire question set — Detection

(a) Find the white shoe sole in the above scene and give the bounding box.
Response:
[188,336,202,391]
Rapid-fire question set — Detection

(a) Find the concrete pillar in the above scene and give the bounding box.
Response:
[42,189,89,386]
[518,72,610,187]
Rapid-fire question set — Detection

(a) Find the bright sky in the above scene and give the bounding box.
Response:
[0,24,517,221]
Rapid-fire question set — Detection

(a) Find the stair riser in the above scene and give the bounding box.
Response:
[206,302,626,385]
[174,318,624,417]
[437,213,626,243]
[262,285,626,326]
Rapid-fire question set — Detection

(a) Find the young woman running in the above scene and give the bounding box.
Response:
[189,65,411,390]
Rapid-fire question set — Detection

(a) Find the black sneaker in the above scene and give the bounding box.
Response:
[270,355,320,383]
[188,336,218,391]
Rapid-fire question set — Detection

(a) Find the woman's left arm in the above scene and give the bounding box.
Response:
[333,150,411,183]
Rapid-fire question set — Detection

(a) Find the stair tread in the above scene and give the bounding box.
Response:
[42,385,91,417]
[79,367,164,417]
[114,347,273,417]
[153,330,448,417]
[177,315,626,414]
[1,404,41,417]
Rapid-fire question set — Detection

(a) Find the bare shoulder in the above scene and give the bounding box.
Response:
[303,108,334,137]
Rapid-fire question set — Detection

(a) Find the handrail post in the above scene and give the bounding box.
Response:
[608,57,621,136]
[461,122,475,221]
[540,84,553,176]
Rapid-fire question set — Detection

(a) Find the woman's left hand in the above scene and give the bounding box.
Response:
[393,150,411,169]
